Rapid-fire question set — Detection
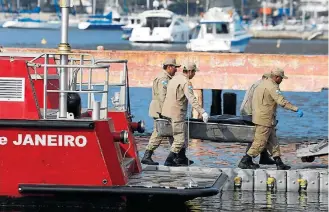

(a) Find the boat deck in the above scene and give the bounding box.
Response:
[128,165,225,189]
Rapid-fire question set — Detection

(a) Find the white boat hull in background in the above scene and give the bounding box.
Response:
[3,20,60,29]
[186,7,252,52]
[129,27,189,43]
[129,9,190,43]
[187,34,252,53]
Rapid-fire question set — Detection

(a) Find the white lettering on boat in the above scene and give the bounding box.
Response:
[13,134,87,147]
[0,136,8,145]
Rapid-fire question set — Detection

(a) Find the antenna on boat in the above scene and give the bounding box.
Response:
[57,0,73,119]
[186,0,189,21]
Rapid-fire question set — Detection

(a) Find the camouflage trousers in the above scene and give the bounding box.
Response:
[247,125,281,158]
[146,120,174,151]
[170,120,188,153]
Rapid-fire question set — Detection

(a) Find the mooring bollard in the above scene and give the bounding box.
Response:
[223,92,237,115]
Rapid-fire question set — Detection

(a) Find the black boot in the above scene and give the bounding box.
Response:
[273,156,291,170]
[141,150,159,165]
[245,144,260,168]
[259,149,276,165]
[238,154,259,169]
[164,152,178,166]
[175,148,194,166]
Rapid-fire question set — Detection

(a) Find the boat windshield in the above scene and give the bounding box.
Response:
[191,25,201,39]
[144,17,172,28]
[205,23,229,34]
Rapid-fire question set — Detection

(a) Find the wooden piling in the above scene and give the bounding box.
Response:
[223,92,237,115]
[210,90,222,116]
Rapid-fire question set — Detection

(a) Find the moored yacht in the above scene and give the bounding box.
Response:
[129,8,190,43]
[186,7,252,52]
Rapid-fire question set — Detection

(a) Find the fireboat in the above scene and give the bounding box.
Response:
[0,0,228,202]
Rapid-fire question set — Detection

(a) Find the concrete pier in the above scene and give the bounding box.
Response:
[1,48,327,92]
[135,136,328,193]
[249,29,328,40]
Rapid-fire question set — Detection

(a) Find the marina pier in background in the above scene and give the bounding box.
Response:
[1,47,328,92]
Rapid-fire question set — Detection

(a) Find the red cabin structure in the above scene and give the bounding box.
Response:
[0,52,226,200]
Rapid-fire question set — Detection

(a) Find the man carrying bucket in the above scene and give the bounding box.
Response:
[161,62,209,166]
[141,58,180,165]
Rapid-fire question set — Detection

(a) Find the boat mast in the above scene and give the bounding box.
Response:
[57,0,72,119]
[16,0,19,11]
[92,0,96,15]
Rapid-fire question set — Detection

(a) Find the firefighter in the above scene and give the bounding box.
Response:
[240,73,276,166]
[141,58,180,165]
[238,68,303,170]
[161,62,209,166]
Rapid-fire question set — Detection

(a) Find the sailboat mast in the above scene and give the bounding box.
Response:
[92,0,96,14]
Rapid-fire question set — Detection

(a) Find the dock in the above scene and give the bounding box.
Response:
[135,136,328,194]
[0,48,327,92]
[136,165,328,193]
[249,29,328,40]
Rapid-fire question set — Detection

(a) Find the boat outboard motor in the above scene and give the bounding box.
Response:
[67,92,81,118]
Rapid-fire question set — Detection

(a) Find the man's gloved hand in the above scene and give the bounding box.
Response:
[202,112,209,123]
[296,109,303,117]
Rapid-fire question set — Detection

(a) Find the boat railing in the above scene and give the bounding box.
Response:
[67,58,129,113]
[27,53,111,120]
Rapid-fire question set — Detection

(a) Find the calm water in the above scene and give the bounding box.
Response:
[1,28,326,139]
[0,28,328,211]
[0,191,327,211]
[0,28,328,55]
[88,87,328,140]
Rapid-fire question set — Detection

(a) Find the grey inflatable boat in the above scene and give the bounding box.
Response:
[155,115,255,143]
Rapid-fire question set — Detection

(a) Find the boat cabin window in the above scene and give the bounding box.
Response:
[191,25,200,39]
[215,23,229,34]
[206,24,213,33]
[205,23,229,34]
[130,18,141,25]
[145,17,172,28]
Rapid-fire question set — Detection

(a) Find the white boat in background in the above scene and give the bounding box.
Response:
[129,9,190,43]
[121,15,145,40]
[2,6,60,29]
[77,12,124,30]
[186,7,252,53]
[2,17,60,29]
[47,19,80,28]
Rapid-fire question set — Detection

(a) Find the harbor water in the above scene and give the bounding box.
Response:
[0,28,327,211]
[0,28,328,55]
